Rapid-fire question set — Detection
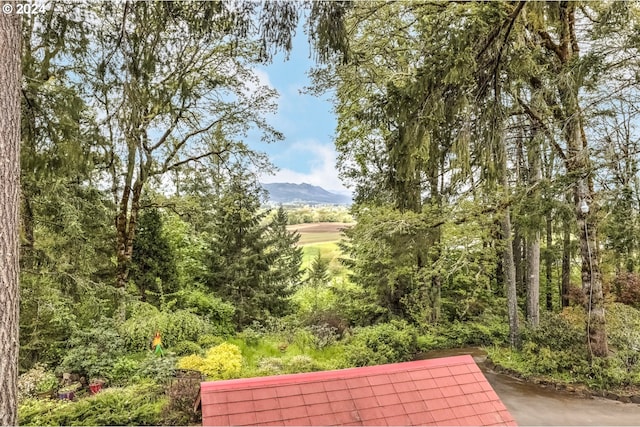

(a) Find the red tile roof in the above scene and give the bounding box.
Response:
[201,355,517,426]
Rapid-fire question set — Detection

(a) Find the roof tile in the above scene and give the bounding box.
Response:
[330,399,357,413]
[386,414,413,426]
[200,356,516,427]
[409,410,434,425]
[306,403,333,417]
[368,374,391,386]
[425,397,449,411]
[276,384,302,397]
[358,406,385,421]
[283,416,310,426]
[403,400,427,414]
[228,411,257,426]
[254,398,277,412]
[430,366,452,378]
[252,388,275,400]
[227,389,253,402]
[256,409,284,423]
[393,381,418,393]
[302,392,329,405]
[349,386,375,399]
[333,411,360,425]
[441,385,463,397]
[279,394,305,408]
[431,408,457,422]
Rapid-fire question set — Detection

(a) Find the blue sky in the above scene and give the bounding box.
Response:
[252,27,349,195]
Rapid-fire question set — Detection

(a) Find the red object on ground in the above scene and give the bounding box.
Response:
[89,382,103,395]
[200,355,517,426]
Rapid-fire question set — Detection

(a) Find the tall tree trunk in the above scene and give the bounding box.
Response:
[0,7,21,425]
[545,213,553,311]
[513,229,523,294]
[503,206,520,348]
[526,141,542,326]
[561,212,571,308]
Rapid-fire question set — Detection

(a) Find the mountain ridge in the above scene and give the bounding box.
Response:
[261,182,352,205]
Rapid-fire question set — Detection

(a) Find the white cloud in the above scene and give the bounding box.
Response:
[259,141,351,195]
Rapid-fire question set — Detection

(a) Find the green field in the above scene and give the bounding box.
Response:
[291,223,352,277]
[298,231,342,245]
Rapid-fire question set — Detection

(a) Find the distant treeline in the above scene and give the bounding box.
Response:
[284,206,353,225]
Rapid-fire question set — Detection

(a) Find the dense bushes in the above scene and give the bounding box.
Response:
[177,343,242,379]
[59,318,127,380]
[342,320,419,367]
[19,381,167,426]
[488,303,640,390]
[119,302,212,351]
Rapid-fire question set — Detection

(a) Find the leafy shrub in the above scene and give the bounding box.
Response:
[18,364,59,399]
[119,302,212,351]
[342,320,418,367]
[611,273,640,308]
[177,289,235,335]
[170,341,202,356]
[138,354,177,384]
[523,311,585,352]
[433,315,508,348]
[19,381,167,426]
[177,343,242,379]
[236,327,262,347]
[256,357,284,376]
[197,334,224,349]
[59,318,126,380]
[308,324,339,349]
[606,302,640,351]
[284,355,322,373]
[110,356,141,386]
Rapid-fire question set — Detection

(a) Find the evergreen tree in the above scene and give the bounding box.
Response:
[131,208,178,307]
[207,178,298,327]
[266,206,303,289]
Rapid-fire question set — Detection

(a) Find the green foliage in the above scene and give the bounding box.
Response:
[285,207,353,225]
[131,208,178,307]
[177,343,243,380]
[342,205,441,322]
[177,288,235,335]
[523,311,585,352]
[342,320,419,367]
[109,356,142,386]
[59,318,127,380]
[19,381,167,426]
[433,315,509,348]
[119,302,212,351]
[255,355,324,376]
[137,354,178,384]
[606,302,640,352]
[206,177,301,327]
[18,364,59,399]
[170,341,203,356]
[197,334,225,349]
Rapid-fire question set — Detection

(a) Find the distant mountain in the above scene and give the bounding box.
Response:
[261,183,352,205]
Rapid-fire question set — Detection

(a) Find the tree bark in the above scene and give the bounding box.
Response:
[561,212,571,308]
[503,206,520,348]
[0,6,21,425]
[544,1,607,357]
[527,141,542,326]
[545,213,553,311]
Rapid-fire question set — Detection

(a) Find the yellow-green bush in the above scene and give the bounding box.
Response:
[177,343,242,380]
